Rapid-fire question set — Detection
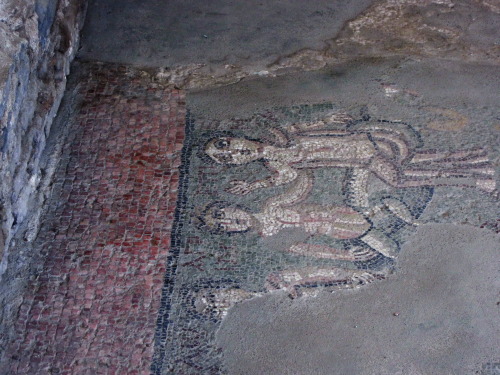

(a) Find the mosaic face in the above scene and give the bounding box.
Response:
[205,137,262,165]
[152,104,498,374]
[202,203,254,233]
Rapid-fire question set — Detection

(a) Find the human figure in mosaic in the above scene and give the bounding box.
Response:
[199,171,416,260]
[203,113,496,207]
[196,267,388,317]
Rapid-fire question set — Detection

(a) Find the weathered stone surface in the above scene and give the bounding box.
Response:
[0,0,87,268]
[78,0,499,89]
[330,0,500,63]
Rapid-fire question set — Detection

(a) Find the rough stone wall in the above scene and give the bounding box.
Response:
[0,0,87,272]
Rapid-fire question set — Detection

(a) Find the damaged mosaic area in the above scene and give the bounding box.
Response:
[152,103,498,374]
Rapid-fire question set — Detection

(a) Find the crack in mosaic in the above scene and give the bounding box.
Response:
[152,103,497,374]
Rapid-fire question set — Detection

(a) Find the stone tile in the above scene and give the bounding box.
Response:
[5,63,186,375]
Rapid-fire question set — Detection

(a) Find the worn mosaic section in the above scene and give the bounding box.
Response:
[482,363,500,375]
[4,63,186,375]
[152,104,498,374]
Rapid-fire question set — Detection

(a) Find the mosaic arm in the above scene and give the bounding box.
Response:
[265,266,387,298]
[264,170,314,207]
[286,243,377,261]
[226,159,300,195]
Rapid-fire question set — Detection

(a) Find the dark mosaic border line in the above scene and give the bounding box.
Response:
[151,111,195,375]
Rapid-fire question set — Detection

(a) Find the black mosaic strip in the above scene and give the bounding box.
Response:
[151,111,195,375]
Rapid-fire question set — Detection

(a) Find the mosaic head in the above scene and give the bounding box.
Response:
[199,201,254,234]
[204,137,262,165]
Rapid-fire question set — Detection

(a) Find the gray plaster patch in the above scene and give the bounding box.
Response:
[216,224,500,375]
[78,0,375,68]
[187,57,500,120]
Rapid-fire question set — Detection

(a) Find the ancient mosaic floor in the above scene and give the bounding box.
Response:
[153,94,498,373]
[5,62,499,374]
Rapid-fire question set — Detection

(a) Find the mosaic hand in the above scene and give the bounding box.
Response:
[350,247,378,261]
[351,271,386,286]
[226,180,254,195]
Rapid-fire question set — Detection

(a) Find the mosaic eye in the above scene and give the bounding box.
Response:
[212,209,225,219]
[214,139,229,149]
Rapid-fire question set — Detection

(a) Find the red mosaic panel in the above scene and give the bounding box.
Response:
[6,64,185,374]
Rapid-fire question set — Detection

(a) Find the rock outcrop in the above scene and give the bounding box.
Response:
[0,0,87,271]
